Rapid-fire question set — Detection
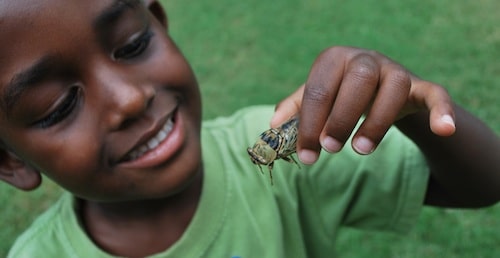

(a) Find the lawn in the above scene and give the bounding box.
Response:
[2,0,499,257]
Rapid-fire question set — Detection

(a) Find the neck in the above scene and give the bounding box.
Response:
[79,170,204,257]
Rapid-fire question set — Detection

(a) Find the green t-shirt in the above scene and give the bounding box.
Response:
[9,105,429,258]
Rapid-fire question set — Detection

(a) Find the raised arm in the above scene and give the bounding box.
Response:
[396,95,500,207]
[271,46,500,208]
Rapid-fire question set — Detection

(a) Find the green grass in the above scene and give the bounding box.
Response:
[2,0,499,256]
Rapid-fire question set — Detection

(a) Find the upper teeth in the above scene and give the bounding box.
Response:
[127,117,174,160]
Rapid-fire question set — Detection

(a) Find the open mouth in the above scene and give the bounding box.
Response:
[119,106,180,163]
[125,116,175,161]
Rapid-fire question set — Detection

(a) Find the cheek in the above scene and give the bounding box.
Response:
[146,38,202,118]
[148,33,198,84]
[21,129,102,185]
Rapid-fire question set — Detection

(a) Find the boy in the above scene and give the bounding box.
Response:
[1,0,498,257]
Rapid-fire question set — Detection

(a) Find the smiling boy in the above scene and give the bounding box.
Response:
[1,0,499,257]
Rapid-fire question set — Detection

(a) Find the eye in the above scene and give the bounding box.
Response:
[113,28,154,60]
[33,86,81,129]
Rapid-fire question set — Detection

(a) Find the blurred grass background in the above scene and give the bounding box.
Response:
[2,0,498,257]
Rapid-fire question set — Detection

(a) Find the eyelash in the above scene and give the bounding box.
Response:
[31,28,153,128]
[34,86,81,129]
[113,28,154,60]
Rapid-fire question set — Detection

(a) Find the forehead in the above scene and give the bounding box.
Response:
[0,0,144,95]
[0,0,112,23]
[0,0,144,53]
[0,0,142,31]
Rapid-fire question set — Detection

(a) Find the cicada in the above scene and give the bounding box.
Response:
[247,115,301,184]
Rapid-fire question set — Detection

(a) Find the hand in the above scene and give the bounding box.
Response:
[271,46,456,164]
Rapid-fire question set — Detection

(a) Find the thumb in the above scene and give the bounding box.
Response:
[429,104,456,137]
[271,84,305,127]
[412,81,456,136]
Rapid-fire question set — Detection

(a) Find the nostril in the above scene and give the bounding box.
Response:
[118,117,136,130]
[108,86,156,131]
[108,111,137,131]
[145,89,156,109]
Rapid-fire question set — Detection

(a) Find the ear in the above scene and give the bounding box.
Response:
[143,0,168,27]
[0,149,41,191]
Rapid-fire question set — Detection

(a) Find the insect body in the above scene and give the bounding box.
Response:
[247,115,301,184]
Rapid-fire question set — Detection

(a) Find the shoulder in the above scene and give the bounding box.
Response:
[8,193,81,257]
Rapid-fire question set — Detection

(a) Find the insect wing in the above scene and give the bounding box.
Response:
[277,116,299,157]
[247,115,301,185]
[259,129,282,151]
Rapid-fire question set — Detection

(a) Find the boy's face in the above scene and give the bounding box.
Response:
[0,0,203,201]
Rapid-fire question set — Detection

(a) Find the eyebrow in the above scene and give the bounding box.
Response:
[93,0,141,30]
[1,55,57,114]
[0,0,144,115]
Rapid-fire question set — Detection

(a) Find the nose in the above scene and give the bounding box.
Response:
[103,76,156,131]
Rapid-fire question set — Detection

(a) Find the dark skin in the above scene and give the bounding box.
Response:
[271,48,500,207]
[0,0,498,257]
[0,0,203,256]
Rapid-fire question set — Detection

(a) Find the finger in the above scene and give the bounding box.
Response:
[320,53,380,153]
[352,65,412,154]
[298,51,346,164]
[413,81,456,136]
[271,85,305,127]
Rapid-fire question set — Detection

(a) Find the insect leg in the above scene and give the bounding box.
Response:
[256,164,264,174]
[281,155,301,169]
[268,162,274,185]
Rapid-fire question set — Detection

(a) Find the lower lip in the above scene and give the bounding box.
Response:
[119,111,185,169]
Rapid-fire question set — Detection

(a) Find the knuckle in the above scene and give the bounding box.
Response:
[434,84,450,96]
[303,84,330,103]
[388,69,412,89]
[321,46,348,57]
[346,55,379,83]
[420,81,451,99]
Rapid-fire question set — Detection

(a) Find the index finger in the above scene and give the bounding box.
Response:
[297,53,345,164]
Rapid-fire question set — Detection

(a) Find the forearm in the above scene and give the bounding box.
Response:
[396,104,500,208]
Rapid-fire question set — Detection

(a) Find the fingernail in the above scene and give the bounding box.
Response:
[353,136,375,155]
[441,114,455,128]
[321,136,342,153]
[298,149,318,164]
